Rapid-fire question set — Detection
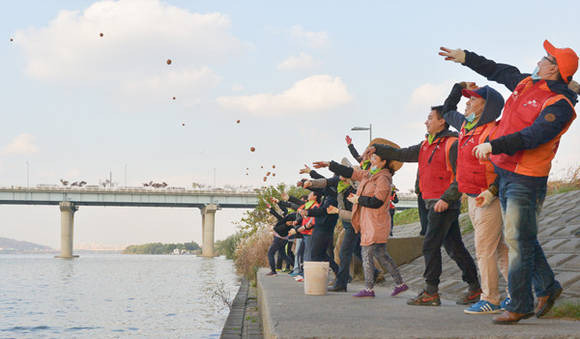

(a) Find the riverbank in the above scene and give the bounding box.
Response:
[221,279,263,338]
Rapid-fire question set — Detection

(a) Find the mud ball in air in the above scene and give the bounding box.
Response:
[166,59,172,65]
[172,97,176,100]
[236,120,240,124]
[250,147,255,152]
[99,33,103,37]
[263,177,267,182]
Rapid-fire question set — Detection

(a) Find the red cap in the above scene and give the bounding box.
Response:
[461,86,487,99]
[543,40,578,83]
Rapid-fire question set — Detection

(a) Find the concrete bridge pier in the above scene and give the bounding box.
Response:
[200,204,218,257]
[56,201,79,259]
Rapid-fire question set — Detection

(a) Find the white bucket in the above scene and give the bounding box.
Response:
[303,261,329,295]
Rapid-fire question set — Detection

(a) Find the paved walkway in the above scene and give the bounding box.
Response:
[257,190,580,338]
[258,270,579,338]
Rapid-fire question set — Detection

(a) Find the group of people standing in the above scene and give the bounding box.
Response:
[264,40,578,325]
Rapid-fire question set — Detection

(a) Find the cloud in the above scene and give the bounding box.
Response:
[277,52,320,71]
[120,67,221,102]
[2,134,39,154]
[216,75,352,116]
[408,81,454,110]
[14,0,242,99]
[290,25,329,48]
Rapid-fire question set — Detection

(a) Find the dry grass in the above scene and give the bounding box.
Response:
[233,225,272,282]
[548,166,580,195]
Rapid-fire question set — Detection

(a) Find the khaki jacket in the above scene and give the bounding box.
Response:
[350,168,392,246]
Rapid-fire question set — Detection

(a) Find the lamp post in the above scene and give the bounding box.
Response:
[25,161,30,188]
[351,124,372,144]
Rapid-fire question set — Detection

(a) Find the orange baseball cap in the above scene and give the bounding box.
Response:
[543,40,578,83]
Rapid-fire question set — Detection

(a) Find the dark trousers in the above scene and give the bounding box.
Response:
[423,207,479,293]
[268,237,290,273]
[335,223,363,287]
[417,193,429,236]
[389,209,395,236]
[311,229,339,274]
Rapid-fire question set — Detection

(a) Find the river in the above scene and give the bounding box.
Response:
[0,253,240,338]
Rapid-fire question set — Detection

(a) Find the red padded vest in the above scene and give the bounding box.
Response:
[418,136,457,200]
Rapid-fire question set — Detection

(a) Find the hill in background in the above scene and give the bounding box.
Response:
[0,237,54,253]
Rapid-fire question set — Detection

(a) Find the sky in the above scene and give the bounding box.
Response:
[1,0,579,249]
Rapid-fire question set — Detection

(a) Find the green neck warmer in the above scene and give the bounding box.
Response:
[337,180,351,193]
[428,134,435,144]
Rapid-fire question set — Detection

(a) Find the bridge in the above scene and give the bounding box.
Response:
[0,186,418,259]
[0,186,259,258]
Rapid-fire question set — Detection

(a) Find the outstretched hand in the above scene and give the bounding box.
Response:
[299,164,311,174]
[303,180,312,189]
[327,205,339,214]
[345,135,352,145]
[439,47,466,64]
[313,161,329,169]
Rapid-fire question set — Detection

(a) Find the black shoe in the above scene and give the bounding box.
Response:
[328,285,347,292]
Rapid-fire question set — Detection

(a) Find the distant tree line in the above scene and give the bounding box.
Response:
[122,241,200,254]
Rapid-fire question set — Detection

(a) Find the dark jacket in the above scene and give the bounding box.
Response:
[443,83,504,132]
[273,212,297,237]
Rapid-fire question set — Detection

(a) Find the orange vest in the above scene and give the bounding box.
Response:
[491,77,577,177]
[418,136,457,200]
[297,201,319,235]
[456,121,498,195]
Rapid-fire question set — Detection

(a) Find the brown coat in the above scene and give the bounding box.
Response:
[351,168,392,246]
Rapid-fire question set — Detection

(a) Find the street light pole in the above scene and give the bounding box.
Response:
[351,124,373,144]
[26,161,30,188]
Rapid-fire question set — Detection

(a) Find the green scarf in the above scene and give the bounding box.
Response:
[369,167,382,176]
[464,120,477,131]
[361,160,370,170]
[337,180,351,193]
[304,200,316,209]
[428,134,435,145]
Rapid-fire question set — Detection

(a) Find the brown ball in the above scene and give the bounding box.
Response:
[99,33,103,37]
[236,120,240,124]
[181,123,185,127]
[250,147,255,152]
[263,177,267,182]
[166,59,172,65]
[10,37,14,42]
[272,173,276,177]
[172,96,176,100]
[272,165,276,169]
[266,172,271,176]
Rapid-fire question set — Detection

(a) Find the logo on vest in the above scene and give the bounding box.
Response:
[544,113,556,122]
[523,99,538,108]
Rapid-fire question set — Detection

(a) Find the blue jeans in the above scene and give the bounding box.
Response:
[497,167,561,314]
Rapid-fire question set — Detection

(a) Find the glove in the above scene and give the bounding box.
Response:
[345,135,352,145]
[439,47,466,64]
[473,142,492,160]
[475,189,496,207]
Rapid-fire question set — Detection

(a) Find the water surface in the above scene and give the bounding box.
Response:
[0,254,239,338]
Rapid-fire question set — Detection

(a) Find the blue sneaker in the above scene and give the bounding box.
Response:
[289,271,300,277]
[500,297,511,310]
[464,300,501,314]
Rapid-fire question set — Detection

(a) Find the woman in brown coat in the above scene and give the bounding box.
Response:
[315,138,408,298]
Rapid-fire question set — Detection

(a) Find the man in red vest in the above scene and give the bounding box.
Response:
[442,82,510,315]
[372,107,480,306]
[440,40,578,324]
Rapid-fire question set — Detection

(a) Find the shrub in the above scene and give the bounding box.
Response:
[233,226,272,281]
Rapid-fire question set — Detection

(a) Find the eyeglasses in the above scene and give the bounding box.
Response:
[543,56,557,65]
